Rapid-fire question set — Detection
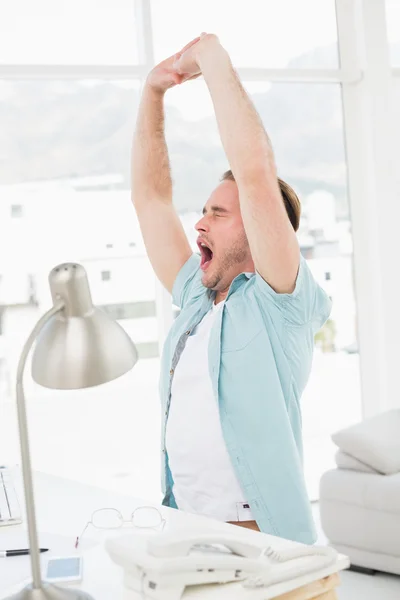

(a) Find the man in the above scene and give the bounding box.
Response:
[131,34,331,543]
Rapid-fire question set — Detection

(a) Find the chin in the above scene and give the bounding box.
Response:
[201,274,212,289]
[201,271,217,290]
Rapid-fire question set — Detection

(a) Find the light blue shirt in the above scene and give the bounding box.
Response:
[160,253,331,544]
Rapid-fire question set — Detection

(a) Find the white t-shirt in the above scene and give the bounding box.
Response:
[166,302,254,522]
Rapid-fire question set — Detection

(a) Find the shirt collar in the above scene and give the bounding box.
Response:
[204,271,254,303]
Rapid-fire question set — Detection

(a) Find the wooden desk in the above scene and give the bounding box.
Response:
[275,573,339,599]
[0,470,348,599]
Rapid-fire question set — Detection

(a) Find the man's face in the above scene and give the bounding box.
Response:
[195,180,254,292]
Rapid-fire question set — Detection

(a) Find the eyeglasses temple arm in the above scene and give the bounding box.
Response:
[75,521,90,548]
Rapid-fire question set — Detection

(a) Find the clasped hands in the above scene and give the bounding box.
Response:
[146,33,223,94]
[173,32,218,78]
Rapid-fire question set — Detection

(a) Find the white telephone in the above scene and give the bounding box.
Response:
[105,530,338,600]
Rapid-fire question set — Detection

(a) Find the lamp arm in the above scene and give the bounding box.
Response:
[16,300,64,589]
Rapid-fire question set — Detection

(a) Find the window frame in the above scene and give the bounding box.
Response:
[0,0,397,419]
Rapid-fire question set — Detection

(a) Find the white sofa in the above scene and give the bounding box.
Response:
[319,410,400,575]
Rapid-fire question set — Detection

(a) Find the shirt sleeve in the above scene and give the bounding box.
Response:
[171,253,205,309]
[255,254,332,331]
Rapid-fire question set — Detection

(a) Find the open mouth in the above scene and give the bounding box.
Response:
[198,241,214,271]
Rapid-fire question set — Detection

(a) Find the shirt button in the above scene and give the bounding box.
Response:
[186,330,191,335]
[170,368,174,375]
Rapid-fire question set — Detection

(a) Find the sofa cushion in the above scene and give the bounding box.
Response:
[319,469,400,563]
[335,450,378,473]
[320,469,400,514]
[331,409,400,474]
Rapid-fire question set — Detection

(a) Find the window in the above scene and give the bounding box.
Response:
[0,0,394,504]
[11,204,23,218]
[0,0,139,64]
[0,81,140,185]
[0,79,162,501]
[28,274,37,305]
[100,301,156,320]
[151,0,338,68]
[394,80,400,143]
[386,0,400,66]
[0,358,8,400]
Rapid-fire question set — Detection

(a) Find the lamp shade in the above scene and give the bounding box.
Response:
[31,263,138,389]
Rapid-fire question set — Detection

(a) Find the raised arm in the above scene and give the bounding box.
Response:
[131,41,200,293]
[174,35,300,294]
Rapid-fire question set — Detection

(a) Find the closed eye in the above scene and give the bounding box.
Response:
[202,205,229,217]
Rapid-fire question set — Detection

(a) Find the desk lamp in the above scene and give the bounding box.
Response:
[7,263,138,600]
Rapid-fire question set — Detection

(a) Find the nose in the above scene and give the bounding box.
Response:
[195,214,209,233]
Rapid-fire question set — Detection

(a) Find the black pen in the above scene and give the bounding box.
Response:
[0,549,49,557]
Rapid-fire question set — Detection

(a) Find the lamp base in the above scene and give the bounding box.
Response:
[5,583,94,600]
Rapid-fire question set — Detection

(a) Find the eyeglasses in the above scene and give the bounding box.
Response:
[75,506,166,548]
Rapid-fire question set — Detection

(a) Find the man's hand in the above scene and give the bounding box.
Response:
[173,33,225,77]
[146,37,202,94]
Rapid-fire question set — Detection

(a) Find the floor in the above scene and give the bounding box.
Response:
[312,504,400,600]
[338,570,400,600]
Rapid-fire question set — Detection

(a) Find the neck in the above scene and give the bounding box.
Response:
[213,261,255,304]
[215,289,229,304]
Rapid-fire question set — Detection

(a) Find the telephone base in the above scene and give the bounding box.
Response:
[106,529,340,600]
[124,571,185,600]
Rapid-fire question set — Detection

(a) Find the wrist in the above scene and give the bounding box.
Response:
[197,41,231,74]
[144,80,166,99]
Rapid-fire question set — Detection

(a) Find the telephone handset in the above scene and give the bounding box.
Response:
[148,531,262,559]
[106,530,338,600]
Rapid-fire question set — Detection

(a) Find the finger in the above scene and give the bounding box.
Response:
[172,56,182,74]
[179,36,201,54]
[171,53,185,74]
[173,55,192,76]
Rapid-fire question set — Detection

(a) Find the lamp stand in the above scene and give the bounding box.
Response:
[6,301,94,600]
[9,584,94,600]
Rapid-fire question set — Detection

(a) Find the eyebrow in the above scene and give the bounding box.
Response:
[202,205,229,216]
